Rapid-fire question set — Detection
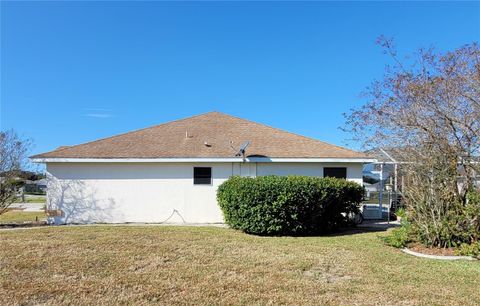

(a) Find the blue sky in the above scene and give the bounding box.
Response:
[1,1,479,159]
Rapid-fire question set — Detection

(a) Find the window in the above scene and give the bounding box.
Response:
[323,167,347,179]
[193,167,212,185]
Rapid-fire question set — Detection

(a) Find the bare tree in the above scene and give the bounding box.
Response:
[344,38,480,247]
[0,130,31,214]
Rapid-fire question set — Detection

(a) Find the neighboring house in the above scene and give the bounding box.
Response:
[31,112,374,224]
[365,148,480,194]
[25,179,47,193]
[363,182,382,193]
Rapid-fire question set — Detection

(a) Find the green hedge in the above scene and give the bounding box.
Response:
[217,175,364,235]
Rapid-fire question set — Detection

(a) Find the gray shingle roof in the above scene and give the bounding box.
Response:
[32,112,368,159]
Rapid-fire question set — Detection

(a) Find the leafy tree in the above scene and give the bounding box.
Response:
[344,38,480,247]
[0,130,31,214]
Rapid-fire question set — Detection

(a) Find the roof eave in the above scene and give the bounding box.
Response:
[31,157,376,163]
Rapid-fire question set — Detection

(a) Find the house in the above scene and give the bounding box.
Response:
[363,182,382,193]
[31,112,374,224]
[366,148,480,195]
[24,178,47,193]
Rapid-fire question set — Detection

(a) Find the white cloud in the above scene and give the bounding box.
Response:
[85,113,113,118]
[83,107,114,119]
[84,108,112,112]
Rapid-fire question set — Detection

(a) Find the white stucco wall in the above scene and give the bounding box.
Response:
[46,161,364,224]
[256,162,363,185]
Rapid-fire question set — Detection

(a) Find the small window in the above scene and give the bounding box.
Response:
[323,167,347,179]
[193,167,212,185]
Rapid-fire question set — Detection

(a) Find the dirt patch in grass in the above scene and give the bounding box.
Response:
[1,226,479,305]
[302,264,353,284]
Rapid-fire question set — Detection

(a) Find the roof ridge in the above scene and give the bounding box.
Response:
[33,111,220,157]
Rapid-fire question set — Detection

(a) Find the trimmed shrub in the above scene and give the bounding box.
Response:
[217,175,364,235]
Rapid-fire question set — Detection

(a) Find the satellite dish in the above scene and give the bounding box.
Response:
[239,141,250,153]
[235,141,250,160]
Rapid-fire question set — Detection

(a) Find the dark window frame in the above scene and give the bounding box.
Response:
[323,167,347,179]
[193,167,212,185]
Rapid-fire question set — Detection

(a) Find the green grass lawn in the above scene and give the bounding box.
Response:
[1,226,479,305]
[14,196,46,203]
[0,210,46,223]
[24,196,46,203]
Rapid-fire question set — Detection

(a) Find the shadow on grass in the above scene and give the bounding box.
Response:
[237,220,400,238]
[327,220,400,236]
